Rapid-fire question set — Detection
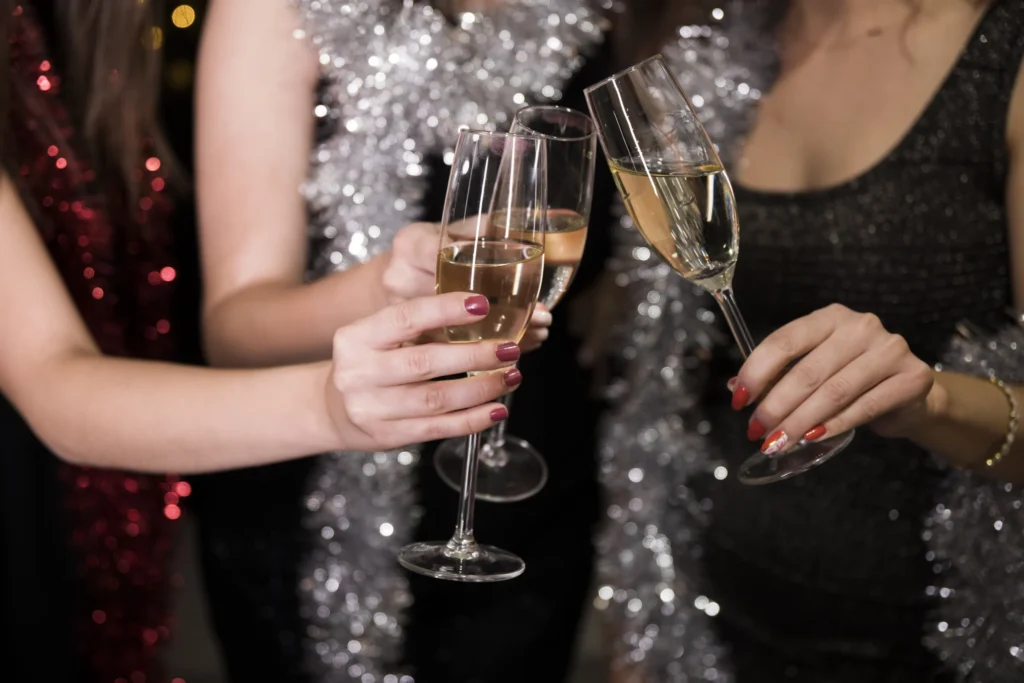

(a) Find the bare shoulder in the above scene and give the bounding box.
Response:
[199,0,318,87]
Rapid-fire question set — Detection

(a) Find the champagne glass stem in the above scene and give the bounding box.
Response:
[712,286,756,359]
[449,430,481,553]
[486,394,512,451]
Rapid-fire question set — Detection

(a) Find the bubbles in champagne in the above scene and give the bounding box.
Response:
[538,211,588,309]
[488,209,589,310]
[436,239,544,343]
[609,161,739,291]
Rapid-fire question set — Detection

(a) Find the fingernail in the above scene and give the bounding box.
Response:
[496,342,520,362]
[726,376,738,392]
[803,425,827,442]
[761,430,789,456]
[731,384,750,411]
[503,368,523,387]
[747,419,766,441]
[465,295,489,315]
[490,406,509,422]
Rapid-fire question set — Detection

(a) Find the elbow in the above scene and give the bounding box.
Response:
[46,439,89,468]
[201,310,237,368]
[6,355,105,468]
[28,415,102,469]
[202,296,259,368]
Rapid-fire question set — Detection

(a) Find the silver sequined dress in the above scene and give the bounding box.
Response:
[596,1,1024,681]
[291,2,605,681]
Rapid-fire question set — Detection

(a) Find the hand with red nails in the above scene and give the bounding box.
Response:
[381,221,552,351]
[326,292,522,450]
[729,304,934,456]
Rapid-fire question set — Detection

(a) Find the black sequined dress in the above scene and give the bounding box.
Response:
[685,2,1022,680]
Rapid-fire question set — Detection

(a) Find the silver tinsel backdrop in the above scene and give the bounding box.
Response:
[926,322,1024,682]
[594,3,775,680]
[291,1,606,681]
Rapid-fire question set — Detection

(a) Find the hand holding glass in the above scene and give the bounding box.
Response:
[433,105,597,502]
[398,130,546,581]
[584,56,854,484]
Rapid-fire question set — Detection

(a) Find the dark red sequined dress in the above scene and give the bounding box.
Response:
[2,5,187,682]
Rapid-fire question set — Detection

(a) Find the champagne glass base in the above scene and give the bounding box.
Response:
[738,429,855,485]
[434,435,548,503]
[398,541,525,583]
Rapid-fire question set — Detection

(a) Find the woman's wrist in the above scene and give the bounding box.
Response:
[305,361,347,453]
[923,371,952,429]
[869,369,945,442]
[895,370,1016,471]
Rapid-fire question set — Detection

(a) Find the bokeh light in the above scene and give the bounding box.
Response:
[171,5,196,28]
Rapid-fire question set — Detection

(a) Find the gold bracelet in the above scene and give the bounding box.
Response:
[986,375,1019,467]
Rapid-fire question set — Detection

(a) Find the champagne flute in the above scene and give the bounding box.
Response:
[584,56,855,485]
[433,106,597,502]
[398,130,547,581]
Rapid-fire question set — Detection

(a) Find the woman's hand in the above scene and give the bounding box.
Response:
[521,305,552,352]
[326,292,523,450]
[730,304,935,454]
[381,222,442,303]
[382,221,552,351]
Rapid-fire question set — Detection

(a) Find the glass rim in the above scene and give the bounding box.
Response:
[512,105,596,142]
[457,128,548,144]
[583,54,668,96]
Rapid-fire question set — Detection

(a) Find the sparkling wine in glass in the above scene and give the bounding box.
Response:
[585,56,854,485]
[398,130,546,581]
[433,106,596,502]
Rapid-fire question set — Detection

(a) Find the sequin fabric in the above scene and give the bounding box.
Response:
[594,4,775,680]
[290,1,606,680]
[8,5,184,683]
[927,322,1024,682]
[595,1,1024,681]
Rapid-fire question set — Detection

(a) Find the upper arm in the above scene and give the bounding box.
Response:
[1005,59,1024,309]
[0,178,97,407]
[195,0,320,316]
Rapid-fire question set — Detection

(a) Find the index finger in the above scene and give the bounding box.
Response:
[401,222,443,273]
[735,311,837,407]
[355,292,489,349]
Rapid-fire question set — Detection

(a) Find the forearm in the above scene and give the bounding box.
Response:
[204,256,390,368]
[904,370,1024,482]
[18,353,338,473]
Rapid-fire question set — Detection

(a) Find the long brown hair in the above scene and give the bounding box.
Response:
[1,0,171,195]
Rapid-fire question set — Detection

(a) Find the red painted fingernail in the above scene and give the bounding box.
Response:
[731,384,750,411]
[496,342,520,362]
[804,425,827,442]
[490,406,509,422]
[503,368,522,387]
[747,419,766,441]
[465,295,489,315]
[726,376,738,392]
[761,430,789,456]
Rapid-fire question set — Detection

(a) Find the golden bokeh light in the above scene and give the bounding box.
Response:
[171,5,197,29]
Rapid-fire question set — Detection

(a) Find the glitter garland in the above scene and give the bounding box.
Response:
[291,1,607,680]
[8,5,184,683]
[592,4,777,679]
[925,322,1024,682]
